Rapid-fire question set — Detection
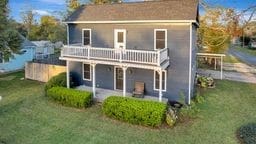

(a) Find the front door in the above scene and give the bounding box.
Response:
[114,29,126,49]
[115,67,123,90]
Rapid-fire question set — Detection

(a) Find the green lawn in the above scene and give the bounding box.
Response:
[224,54,241,63]
[235,46,256,56]
[0,72,256,144]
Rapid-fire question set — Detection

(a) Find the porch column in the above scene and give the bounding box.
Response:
[66,61,70,88]
[92,63,96,98]
[158,70,163,102]
[122,66,127,97]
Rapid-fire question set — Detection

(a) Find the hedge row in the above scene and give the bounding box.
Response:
[44,72,79,92]
[46,87,92,108]
[102,96,167,127]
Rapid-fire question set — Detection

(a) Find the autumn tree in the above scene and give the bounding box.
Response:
[198,8,236,53]
[0,0,22,61]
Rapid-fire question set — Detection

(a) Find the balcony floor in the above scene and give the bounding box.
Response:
[76,85,168,103]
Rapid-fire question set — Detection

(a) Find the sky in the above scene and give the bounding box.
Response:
[9,0,256,22]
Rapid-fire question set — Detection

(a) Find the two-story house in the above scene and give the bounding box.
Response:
[60,0,199,104]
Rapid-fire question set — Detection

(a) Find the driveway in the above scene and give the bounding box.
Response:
[228,48,256,67]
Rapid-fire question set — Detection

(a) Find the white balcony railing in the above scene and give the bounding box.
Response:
[61,45,168,66]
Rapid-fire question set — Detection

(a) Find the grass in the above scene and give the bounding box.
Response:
[234,46,256,56]
[224,54,241,63]
[0,72,256,144]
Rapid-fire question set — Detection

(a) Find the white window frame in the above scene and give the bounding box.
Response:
[82,63,91,81]
[114,29,126,49]
[153,70,167,91]
[82,29,92,46]
[154,29,167,50]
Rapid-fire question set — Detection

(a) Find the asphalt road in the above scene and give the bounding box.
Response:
[228,48,256,67]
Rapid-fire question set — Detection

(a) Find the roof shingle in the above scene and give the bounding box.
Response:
[66,0,199,22]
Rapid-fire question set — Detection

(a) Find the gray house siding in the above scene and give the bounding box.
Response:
[190,24,198,98]
[68,23,192,101]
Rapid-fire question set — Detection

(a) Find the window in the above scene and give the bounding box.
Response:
[154,29,167,50]
[117,32,124,43]
[82,29,91,46]
[154,70,167,91]
[83,64,91,81]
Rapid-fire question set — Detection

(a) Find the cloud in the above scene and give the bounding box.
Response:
[39,0,65,5]
[32,10,51,16]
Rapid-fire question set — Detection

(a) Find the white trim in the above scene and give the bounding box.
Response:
[66,61,70,88]
[197,53,226,57]
[154,29,167,50]
[188,23,192,105]
[60,57,169,70]
[82,29,92,46]
[82,63,92,81]
[153,70,167,92]
[64,20,198,24]
[114,29,126,49]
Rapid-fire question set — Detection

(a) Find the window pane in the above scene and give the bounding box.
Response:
[84,38,90,45]
[156,40,165,49]
[118,32,123,43]
[84,30,90,38]
[155,30,166,49]
[156,31,165,39]
[83,64,91,80]
[83,30,90,45]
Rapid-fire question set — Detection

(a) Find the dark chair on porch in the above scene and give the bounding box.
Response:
[132,82,145,98]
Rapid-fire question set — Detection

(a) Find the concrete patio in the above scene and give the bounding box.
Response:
[76,85,168,103]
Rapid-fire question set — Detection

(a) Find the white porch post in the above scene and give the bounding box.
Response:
[92,64,96,98]
[66,61,70,88]
[158,70,162,102]
[122,66,127,97]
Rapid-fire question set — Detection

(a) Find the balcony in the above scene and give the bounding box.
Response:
[60,45,169,68]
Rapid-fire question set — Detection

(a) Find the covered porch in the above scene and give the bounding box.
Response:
[76,85,168,103]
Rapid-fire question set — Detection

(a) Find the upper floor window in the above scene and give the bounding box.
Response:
[154,29,167,50]
[82,29,91,46]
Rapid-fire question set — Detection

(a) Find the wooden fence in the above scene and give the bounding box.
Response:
[25,62,66,82]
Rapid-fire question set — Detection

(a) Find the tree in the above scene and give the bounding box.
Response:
[90,0,121,4]
[21,9,35,38]
[199,0,256,49]
[28,16,66,43]
[198,8,234,53]
[0,0,22,60]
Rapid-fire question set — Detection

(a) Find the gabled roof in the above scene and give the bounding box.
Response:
[20,35,36,48]
[66,0,199,22]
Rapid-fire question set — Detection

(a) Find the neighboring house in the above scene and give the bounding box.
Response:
[0,38,36,73]
[31,41,55,59]
[60,0,199,103]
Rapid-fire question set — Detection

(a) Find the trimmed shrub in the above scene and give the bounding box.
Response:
[44,72,79,92]
[45,72,67,92]
[102,96,167,127]
[237,123,256,144]
[46,87,92,108]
